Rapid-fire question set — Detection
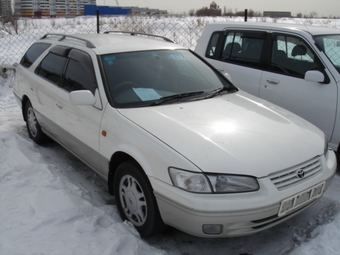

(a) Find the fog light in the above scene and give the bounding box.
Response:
[202,224,223,235]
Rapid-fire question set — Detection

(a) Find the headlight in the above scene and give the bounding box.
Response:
[207,174,259,193]
[169,168,212,193]
[169,168,259,193]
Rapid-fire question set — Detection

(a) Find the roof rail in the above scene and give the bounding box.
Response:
[103,31,174,43]
[40,34,96,48]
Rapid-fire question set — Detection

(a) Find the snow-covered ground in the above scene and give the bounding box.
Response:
[1,67,340,254]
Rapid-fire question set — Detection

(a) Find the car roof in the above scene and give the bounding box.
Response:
[39,33,186,55]
[206,22,340,36]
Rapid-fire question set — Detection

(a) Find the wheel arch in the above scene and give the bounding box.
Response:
[108,151,147,195]
[21,95,30,122]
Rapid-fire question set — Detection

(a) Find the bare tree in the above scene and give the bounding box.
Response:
[305,11,318,18]
[0,14,20,35]
[189,9,195,16]
[224,8,233,16]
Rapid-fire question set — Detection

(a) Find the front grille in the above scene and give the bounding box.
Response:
[269,156,322,190]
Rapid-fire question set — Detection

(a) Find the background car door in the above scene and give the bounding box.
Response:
[54,48,104,172]
[208,30,266,96]
[259,33,337,141]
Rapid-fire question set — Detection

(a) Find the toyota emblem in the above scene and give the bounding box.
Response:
[297,169,305,178]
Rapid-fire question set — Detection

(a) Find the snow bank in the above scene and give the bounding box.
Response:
[0,71,166,255]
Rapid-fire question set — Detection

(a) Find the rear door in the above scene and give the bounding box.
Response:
[259,33,337,140]
[206,30,267,96]
[33,45,68,133]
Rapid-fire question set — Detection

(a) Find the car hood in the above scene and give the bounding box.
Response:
[118,92,325,177]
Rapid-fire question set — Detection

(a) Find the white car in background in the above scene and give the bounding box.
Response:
[195,22,340,157]
[13,32,336,238]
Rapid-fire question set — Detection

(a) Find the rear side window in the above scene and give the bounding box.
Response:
[20,43,51,68]
[221,31,266,67]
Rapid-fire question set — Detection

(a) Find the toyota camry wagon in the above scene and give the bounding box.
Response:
[13,32,337,238]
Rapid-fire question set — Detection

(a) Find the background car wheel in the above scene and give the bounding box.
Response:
[24,101,48,144]
[114,160,166,237]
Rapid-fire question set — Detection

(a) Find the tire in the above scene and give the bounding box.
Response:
[114,160,166,237]
[24,101,48,144]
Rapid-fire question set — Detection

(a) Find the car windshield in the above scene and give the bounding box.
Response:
[100,49,235,107]
[314,34,340,74]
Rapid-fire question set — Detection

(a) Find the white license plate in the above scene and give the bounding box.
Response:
[278,181,325,217]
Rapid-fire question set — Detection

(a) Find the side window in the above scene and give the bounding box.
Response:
[221,31,265,67]
[271,35,322,78]
[315,35,340,73]
[35,52,67,85]
[63,49,97,94]
[20,43,51,68]
[206,32,220,57]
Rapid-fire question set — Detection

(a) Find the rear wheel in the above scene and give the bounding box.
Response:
[114,160,166,237]
[24,101,48,144]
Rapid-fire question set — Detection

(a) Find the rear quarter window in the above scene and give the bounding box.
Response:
[20,43,51,68]
[206,32,220,57]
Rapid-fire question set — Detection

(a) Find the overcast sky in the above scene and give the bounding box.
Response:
[97,0,340,17]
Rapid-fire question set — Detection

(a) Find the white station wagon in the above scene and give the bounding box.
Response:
[13,32,336,238]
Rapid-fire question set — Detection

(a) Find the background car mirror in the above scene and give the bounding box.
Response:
[69,90,96,106]
[304,70,325,83]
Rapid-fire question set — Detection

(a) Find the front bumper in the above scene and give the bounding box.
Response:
[151,151,337,238]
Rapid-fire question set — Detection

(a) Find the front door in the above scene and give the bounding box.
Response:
[259,33,337,141]
[54,49,104,173]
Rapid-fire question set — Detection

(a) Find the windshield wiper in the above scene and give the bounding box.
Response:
[203,86,236,99]
[150,91,204,106]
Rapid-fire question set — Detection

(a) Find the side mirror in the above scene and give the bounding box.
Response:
[69,90,96,106]
[304,70,325,83]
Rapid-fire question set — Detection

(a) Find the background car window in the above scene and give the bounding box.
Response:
[35,53,67,85]
[315,35,340,74]
[221,31,265,67]
[271,35,321,78]
[206,33,220,57]
[20,43,51,68]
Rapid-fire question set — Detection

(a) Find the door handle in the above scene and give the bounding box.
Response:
[56,103,63,109]
[266,79,280,85]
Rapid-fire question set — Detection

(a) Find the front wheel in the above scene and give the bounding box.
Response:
[114,160,166,237]
[24,101,48,144]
